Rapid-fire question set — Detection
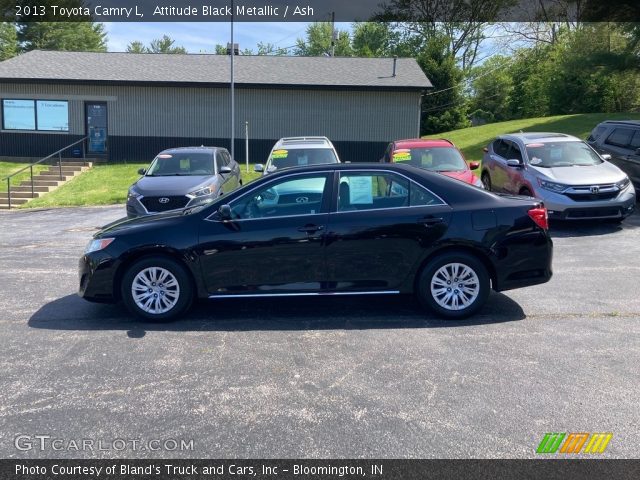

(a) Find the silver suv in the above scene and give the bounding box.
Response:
[587,120,640,190]
[255,136,340,175]
[481,133,635,221]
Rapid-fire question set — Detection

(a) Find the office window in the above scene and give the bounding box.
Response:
[2,99,69,131]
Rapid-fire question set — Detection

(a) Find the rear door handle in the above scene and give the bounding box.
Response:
[298,224,324,233]
[418,217,444,226]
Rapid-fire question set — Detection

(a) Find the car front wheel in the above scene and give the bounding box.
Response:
[121,256,193,322]
[417,252,490,319]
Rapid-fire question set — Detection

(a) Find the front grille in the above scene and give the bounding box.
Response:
[565,191,619,202]
[141,196,189,212]
[565,207,621,219]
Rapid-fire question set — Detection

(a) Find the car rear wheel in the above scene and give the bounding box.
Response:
[481,172,492,191]
[417,252,490,319]
[121,256,193,322]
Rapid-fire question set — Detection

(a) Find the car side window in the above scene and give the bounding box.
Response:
[229,175,329,220]
[215,152,226,172]
[221,151,231,166]
[410,182,445,207]
[588,126,606,142]
[508,141,523,162]
[338,172,414,212]
[605,128,634,148]
[493,140,509,158]
[629,131,640,150]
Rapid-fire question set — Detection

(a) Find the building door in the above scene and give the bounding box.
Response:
[85,102,108,155]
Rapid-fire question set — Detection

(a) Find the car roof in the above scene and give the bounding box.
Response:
[599,120,640,127]
[394,138,455,148]
[500,133,580,144]
[273,136,334,149]
[158,146,220,155]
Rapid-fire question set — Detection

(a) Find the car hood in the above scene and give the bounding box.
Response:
[132,175,217,196]
[531,162,625,185]
[440,169,476,184]
[97,209,187,237]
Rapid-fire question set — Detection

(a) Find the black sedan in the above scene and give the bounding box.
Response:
[79,163,553,321]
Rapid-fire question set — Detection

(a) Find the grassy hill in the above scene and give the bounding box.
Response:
[425,113,640,163]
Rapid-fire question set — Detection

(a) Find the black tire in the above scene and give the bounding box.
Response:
[416,252,490,319]
[121,256,194,322]
[481,172,492,191]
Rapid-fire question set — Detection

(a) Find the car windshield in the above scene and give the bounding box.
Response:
[393,147,467,172]
[268,148,338,170]
[146,152,214,176]
[525,141,603,168]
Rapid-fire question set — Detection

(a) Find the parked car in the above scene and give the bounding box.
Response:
[126,147,241,218]
[255,136,340,175]
[586,120,640,190]
[481,133,635,221]
[80,163,553,322]
[381,138,484,188]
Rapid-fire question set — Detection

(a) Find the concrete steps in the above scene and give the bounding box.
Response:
[0,161,93,209]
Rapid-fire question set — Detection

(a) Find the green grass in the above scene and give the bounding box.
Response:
[23,162,263,208]
[424,112,640,163]
[0,161,49,192]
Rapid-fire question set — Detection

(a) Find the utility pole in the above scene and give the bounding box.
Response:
[245,121,249,173]
[230,0,235,160]
[330,11,336,57]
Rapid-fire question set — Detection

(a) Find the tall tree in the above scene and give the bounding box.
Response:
[295,22,352,56]
[17,22,107,52]
[126,35,186,54]
[0,22,18,60]
[126,40,146,54]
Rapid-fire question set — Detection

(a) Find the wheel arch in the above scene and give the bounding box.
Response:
[112,248,199,302]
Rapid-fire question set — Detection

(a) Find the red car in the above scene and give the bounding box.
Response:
[381,139,484,188]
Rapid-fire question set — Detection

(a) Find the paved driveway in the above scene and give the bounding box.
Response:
[0,206,638,458]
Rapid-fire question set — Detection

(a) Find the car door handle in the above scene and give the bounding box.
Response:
[298,224,324,233]
[418,217,444,226]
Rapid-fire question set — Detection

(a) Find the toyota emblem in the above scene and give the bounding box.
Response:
[296,196,309,203]
[158,197,170,204]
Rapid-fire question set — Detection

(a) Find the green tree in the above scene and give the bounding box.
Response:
[17,22,107,52]
[126,35,186,54]
[0,22,18,60]
[126,40,146,54]
[469,55,514,122]
[295,22,352,56]
[352,22,393,57]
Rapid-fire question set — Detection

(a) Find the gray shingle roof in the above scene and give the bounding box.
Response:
[0,50,431,89]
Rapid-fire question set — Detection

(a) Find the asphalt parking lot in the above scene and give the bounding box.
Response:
[0,205,638,459]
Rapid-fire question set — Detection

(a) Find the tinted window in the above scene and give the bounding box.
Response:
[146,152,214,176]
[630,131,640,150]
[410,182,445,207]
[493,140,510,158]
[507,141,523,161]
[587,126,606,141]
[605,128,634,148]
[230,175,328,220]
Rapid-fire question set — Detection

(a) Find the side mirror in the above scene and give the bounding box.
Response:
[601,153,612,161]
[506,159,523,168]
[219,166,232,174]
[218,204,231,220]
[483,147,489,153]
[266,165,277,173]
[254,164,264,172]
[137,168,146,175]
[469,161,480,170]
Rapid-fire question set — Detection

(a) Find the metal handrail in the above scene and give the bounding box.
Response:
[2,136,88,209]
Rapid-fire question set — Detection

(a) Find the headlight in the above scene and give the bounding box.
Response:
[473,176,484,189]
[616,177,630,190]
[85,238,115,254]
[537,178,567,193]
[127,187,141,200]
[188,184,216,198]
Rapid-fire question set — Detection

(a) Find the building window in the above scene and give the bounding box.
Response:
[2,99,69,132]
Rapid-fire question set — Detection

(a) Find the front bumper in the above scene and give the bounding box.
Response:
[538,186,636,220]
[78,252,118,303]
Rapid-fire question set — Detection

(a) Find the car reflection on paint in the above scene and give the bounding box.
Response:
[79,163,552,322]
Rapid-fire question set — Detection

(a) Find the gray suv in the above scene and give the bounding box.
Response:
[587,120,640,190]
[481,133,635,221]
[126,147,241,218]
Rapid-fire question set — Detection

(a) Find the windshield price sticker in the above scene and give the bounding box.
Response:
[271,149,289,159]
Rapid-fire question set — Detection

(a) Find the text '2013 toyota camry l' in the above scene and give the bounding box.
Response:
[79,163,553,321]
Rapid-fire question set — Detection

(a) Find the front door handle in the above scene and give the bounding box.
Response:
[418,217,444,226]
[298,224,324,233]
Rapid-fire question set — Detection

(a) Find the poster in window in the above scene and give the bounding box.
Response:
[36,101,69,131]
[2,99,36,130]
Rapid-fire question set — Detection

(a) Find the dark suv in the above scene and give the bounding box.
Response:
[587,120,640,190]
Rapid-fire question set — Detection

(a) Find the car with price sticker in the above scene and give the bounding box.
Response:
[255,136,341,175]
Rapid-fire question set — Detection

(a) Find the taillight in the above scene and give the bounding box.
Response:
[528,207,548,230]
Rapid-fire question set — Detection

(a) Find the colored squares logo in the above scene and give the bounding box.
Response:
[537,433,612,454]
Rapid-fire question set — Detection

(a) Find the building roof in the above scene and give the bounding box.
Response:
[0,50,432,90]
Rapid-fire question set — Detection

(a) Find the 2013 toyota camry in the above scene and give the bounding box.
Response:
[79,163,553,321]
